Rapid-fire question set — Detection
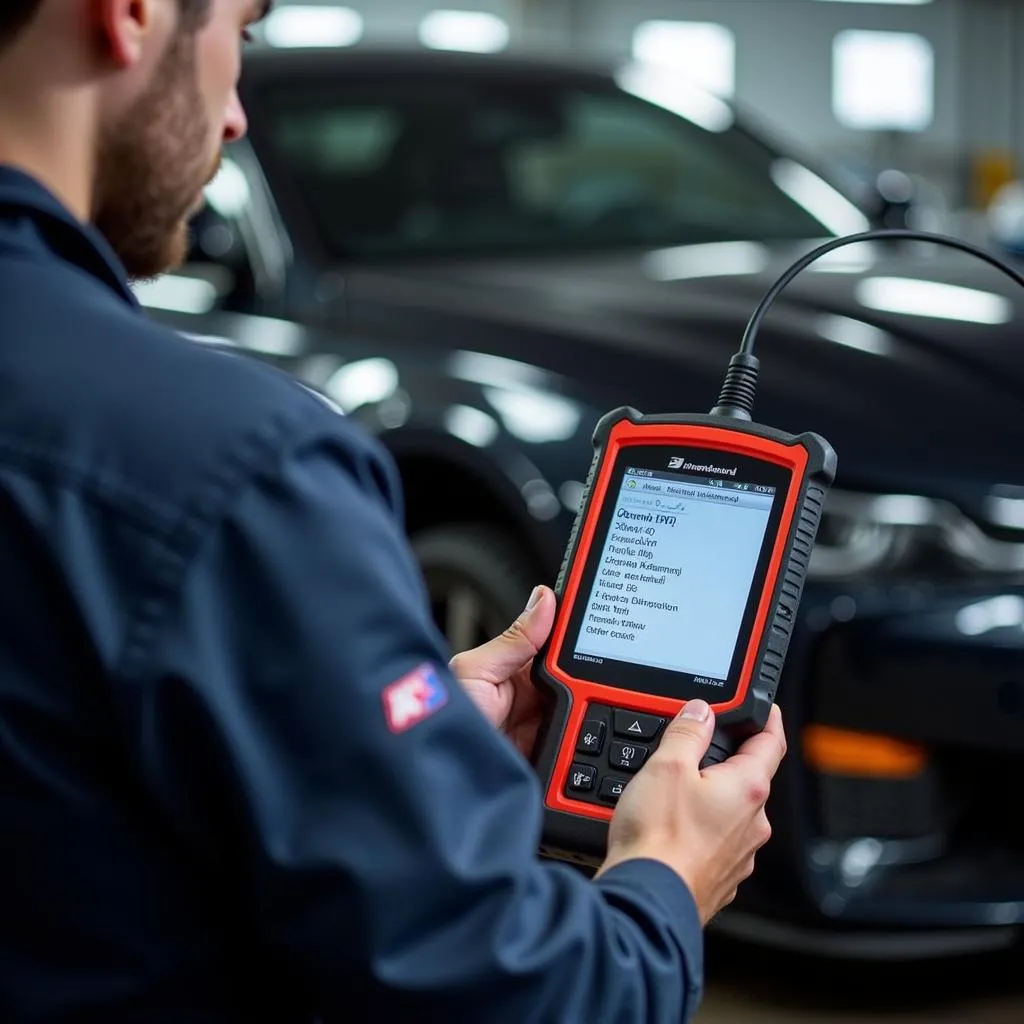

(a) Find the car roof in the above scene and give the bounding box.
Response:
[241,44,624,85]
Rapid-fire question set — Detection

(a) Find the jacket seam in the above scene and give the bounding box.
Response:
[0,436,181,536]
[113,405,307,684]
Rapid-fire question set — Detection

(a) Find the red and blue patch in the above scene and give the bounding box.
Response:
[382,662,449,734]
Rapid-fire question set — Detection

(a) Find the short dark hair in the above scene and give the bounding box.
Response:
[0,0,211,50]
[0,0,43,48]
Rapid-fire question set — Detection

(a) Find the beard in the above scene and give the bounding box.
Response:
[92,26,221,281]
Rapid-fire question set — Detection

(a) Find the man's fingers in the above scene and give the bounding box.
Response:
[651,699,716,772]
[762,704,786,751]
[728,705,787,778]
[449,585,556,684]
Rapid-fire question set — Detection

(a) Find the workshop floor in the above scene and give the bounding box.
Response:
[695,936,1023,1022]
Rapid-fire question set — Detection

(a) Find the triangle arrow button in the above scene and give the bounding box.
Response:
[613,709,665,741]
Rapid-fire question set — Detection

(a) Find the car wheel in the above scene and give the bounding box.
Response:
[412,524,536,655]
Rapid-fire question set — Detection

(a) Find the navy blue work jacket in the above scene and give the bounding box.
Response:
[0,165,703,1022]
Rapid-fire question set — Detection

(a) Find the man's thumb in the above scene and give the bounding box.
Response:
[449,585,556,683]
[657,700,715,766]
[502,584,556,657]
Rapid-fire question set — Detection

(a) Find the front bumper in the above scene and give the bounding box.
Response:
[729,580,1024,958]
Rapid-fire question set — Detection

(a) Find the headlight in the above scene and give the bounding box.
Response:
[809,490,1024,580]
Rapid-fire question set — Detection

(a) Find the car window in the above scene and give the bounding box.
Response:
[255,74,849,260]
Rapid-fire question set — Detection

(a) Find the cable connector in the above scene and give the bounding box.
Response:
[710,351,760,420]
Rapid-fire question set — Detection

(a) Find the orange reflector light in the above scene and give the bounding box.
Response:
[803,725,927,779]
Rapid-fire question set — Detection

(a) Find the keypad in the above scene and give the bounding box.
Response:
[562,702,666,806]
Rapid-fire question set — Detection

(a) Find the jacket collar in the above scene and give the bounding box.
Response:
[0,164,139,309]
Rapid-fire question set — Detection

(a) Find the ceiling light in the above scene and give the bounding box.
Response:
[833,30,934,131]
[632,21,736,98]
[263,6,364,48]
[419,10,510,53]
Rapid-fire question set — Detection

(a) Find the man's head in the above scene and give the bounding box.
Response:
[0,0,267,279]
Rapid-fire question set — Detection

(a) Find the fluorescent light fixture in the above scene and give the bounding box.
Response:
[644,241,769,281]
[615,62,734,133]
[833,30,934,131]
[818,0,932,4]
[132,275,218,314]
[632,21,735,98]
[419,10,510,53]
[263,6,364,48]
[770,159,871,235]
[856,277,1013,325]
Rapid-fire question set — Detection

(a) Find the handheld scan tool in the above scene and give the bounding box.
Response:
[530,228,1024,866]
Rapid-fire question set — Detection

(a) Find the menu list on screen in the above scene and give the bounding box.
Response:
[573,466,777,686]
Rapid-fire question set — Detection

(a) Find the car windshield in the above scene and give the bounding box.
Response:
[254,67,869,261]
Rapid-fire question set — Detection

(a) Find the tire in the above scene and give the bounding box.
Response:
[412,524,537,655]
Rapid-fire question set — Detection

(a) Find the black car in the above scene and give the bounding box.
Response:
[140,46,1024,961]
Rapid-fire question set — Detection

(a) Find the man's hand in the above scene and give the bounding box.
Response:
[598,700,787,925]
[449,585,556,757]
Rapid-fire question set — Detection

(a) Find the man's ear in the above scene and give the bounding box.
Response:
[94,0,156,68]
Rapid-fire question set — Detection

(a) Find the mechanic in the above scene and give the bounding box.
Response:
[0,1,786,1021]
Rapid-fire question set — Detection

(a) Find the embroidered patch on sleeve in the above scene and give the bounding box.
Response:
[382,662,449,733]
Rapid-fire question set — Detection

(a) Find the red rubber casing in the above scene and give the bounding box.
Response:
[530,406,837,866]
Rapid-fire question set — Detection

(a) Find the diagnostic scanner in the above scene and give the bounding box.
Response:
[529,226,1024,867]
[529,408,835,864]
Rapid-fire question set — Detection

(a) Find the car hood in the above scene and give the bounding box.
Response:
[347,239,1024,498]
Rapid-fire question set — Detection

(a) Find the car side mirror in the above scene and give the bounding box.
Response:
[861,168,950,234]
[864,169,918,229]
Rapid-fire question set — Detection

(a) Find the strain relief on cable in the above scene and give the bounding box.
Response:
[710,352,760,420]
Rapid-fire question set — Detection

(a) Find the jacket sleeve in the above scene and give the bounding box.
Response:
[114,418,705,1023]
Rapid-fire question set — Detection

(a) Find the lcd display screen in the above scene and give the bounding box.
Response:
[558,447,791,702]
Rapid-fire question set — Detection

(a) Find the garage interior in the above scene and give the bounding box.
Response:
[141,0,1024,1020]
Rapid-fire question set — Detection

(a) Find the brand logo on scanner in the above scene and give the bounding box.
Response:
[667,456,737,476]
